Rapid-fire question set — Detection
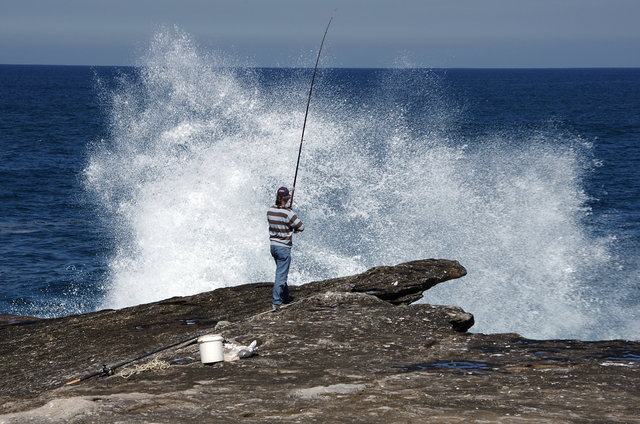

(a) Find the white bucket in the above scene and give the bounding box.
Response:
[198,334,224,364]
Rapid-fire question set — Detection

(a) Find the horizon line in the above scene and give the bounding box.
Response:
[2,63,640,71]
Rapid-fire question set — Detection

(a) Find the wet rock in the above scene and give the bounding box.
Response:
[0,259,638,423]
[0,314,41,326]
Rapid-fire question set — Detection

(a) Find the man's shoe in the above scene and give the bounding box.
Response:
[282,296,295,304]
[271,304,281,312]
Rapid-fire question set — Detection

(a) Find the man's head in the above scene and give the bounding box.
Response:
[276,186,290,205]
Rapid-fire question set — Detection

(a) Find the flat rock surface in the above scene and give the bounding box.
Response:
[0,259,638,423]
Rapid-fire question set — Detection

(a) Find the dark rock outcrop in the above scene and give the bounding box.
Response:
[0,259,638,423]
[304,259,467,305]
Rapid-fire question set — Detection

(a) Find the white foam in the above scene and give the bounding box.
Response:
[85,28,635,340]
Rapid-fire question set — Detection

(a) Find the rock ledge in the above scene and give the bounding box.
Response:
[1,259,638,423]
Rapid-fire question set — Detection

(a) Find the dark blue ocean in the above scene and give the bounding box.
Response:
[1,40,638,341]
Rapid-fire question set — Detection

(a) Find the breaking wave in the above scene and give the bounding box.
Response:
[84,28,635,340]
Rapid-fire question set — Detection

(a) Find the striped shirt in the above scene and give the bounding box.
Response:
[267,205,304,247]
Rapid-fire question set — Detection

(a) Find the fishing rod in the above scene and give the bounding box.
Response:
[290,17,333,207]
[64,335,200,386]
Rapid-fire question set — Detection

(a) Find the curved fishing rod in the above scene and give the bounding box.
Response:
[290,17,332,207]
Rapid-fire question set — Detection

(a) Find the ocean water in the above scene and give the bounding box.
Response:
[1,30,638,340]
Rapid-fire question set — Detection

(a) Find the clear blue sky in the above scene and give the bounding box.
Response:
[1,0,638,68]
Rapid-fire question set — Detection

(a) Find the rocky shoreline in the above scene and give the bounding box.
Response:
[1,259,638,423]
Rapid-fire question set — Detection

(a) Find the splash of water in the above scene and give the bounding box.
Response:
[85,28,634,340]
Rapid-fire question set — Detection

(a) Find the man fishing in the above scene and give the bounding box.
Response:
[267,186,304,312]
[264,19,329,312]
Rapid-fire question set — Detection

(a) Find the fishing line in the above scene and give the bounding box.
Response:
[290,17,333,207]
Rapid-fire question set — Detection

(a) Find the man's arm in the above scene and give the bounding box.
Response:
[289,211,304,233]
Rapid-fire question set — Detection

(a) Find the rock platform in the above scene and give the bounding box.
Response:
[0,259,638,423]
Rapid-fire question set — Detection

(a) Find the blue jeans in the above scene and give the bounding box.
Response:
[270,244,292,305]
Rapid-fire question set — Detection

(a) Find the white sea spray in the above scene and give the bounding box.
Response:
[85,28,635,340]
